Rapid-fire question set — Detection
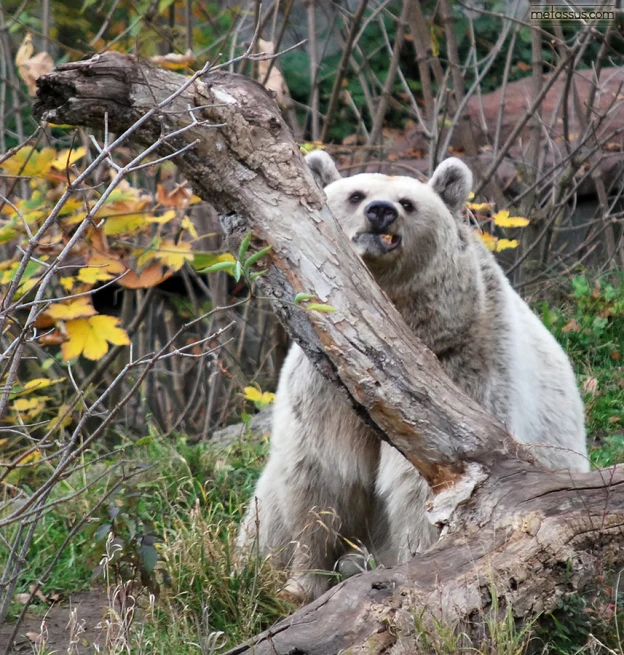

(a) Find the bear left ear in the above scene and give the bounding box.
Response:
[428,158,473,213]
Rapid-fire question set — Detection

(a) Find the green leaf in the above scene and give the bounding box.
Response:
[249,270,266,281]
[294,293,316,304]
[199,261,236,274]
[139,543,158,574]
[94,522,112,542]
[307,303,337,313]
[158,0,175,13]
[0,226,18,245]
[238,231,252,262]
[125,518,137,541]
[243,246,272,273]
[234,261,242,282]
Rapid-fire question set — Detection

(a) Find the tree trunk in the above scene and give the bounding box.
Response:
[35,53,624,654]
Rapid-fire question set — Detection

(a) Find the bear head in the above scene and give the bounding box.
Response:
[305,151,473,281]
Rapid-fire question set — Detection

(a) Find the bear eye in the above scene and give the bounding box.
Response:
[349,191,365,204]
[399,199,415,212]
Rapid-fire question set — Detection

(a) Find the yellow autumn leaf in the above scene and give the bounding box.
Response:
[60,277,75,292]
[11,377,66,398]
[0,259,15,271]
[300,142,325,154]
[15,277,38,299]
[493,210,530,228]
[154,239,193,271]
[0,262,19,285]
[91,254,125,274]
[11,396,49,418]
[18,449,42,464]
[181,216,198,239]
[57,197,84,217]
[46,403,73,432]
[478,232,498,251]
[146,209,177,224]
[133,245,157,269]
[45,296,97,321]
[1,260,42,285]
[243,386,263,402]
[77,254,126,284]
[260,391,276,405]
[466,201,495,213]
[0,225,18,244]
[0,146,56,178]
[62,210,88,226]
[243,386,276,408]
[11,397,47,411]
[62,315,130,361]
[496,238,520,251]
[103,213,146,236]
[22,209,47,225]
[51,147,88,170]
[77,267,112,284]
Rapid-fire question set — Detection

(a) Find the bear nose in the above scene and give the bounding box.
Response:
[365,201,398,232]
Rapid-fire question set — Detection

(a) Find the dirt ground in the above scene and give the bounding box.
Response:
[0,588,110,654]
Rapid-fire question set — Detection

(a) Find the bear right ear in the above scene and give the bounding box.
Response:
[305,151,341,188]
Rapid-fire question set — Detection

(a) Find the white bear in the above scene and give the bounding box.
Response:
[237,151,589,601]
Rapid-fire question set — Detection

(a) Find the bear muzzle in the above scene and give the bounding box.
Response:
[354,201,402,256]
[365,200,398,232]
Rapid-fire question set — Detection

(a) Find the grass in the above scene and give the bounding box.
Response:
[535,272,624,654]
[541,273,624,468]
[409,592,539,655]
[2,272,623,653]
[1,432,290,650]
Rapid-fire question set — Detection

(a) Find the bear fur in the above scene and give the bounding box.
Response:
[237,151,589,601]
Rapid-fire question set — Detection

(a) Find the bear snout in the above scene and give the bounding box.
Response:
[365,201,398,232]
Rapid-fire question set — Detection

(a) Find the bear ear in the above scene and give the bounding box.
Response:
[305,150,341,188]
[428,158,473,213]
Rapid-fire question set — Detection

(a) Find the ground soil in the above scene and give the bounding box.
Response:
[0,588,109,654]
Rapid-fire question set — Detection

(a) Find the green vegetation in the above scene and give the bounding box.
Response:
[1,433,290,650]
[542,273,624,468]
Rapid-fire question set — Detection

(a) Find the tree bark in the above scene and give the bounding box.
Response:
[35,53,624,654]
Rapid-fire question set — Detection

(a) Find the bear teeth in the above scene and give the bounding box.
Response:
[380,234,393,244]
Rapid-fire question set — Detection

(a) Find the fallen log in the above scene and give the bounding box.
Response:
[35,53,624,654]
